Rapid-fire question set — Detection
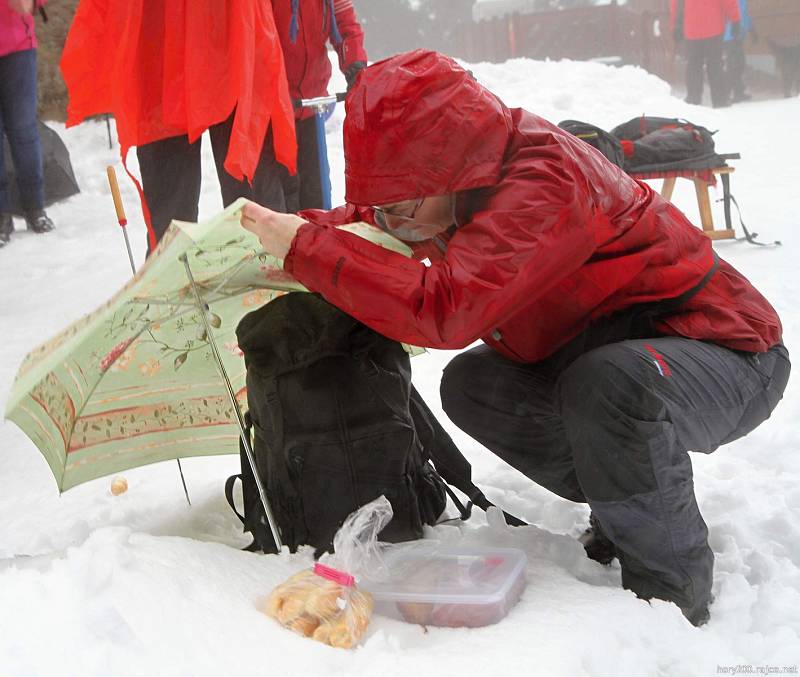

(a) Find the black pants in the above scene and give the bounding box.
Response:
[137,112,290,252]
[725,39,748,100]
[440,337,790,624]
[283,115,326,212]
[685,36,728,107]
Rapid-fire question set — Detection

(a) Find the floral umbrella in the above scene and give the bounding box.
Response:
[4,199,411,510]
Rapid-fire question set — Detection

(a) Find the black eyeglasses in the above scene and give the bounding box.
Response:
[372,198,425,230]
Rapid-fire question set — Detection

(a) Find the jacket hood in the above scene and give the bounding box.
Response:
[343,50,514,205]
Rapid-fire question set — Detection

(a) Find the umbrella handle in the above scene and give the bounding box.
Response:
[107,166,127,225]
[106,166,137,276]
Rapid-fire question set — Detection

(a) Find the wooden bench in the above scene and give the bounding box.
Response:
[629,163,738,241]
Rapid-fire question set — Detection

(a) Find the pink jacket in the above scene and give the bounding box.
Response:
[0,1,45,59]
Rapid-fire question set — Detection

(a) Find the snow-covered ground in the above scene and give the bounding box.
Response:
[1,58,799,676]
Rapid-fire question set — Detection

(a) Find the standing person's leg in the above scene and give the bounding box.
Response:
[209,113,289,212]
[706,35,729,107]
[728,40,749,101]
[556,338,790,624]
[440,345,585,503]
[0,49,52,233]
[295,115,324,211]
[0,53,11,246]
[685,39,705,105]
[136,134,201,254]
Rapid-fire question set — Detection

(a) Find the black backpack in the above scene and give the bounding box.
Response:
[225,292,524,555]
[558,120,626,168]
[610,116,723,172]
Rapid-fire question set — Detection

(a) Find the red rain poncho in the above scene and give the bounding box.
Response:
[61,0,297,240]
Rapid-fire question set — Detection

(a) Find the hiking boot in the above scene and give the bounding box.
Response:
[0,213,13,248]
[25,209,55,234]
[578,512,617,564]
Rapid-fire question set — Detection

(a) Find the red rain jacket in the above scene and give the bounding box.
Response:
[60,0,297,183]
[285,50,781,363]
[670,0,741,41]
[272,0,367,120]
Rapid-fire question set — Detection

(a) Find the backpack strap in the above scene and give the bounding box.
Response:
[225,411,255,525]
[409,386,528,527]
[719,174,782,247]
[225,474,246,524]
[225,413,263,552]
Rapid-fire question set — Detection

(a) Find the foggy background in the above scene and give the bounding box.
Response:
[34,0,800,121]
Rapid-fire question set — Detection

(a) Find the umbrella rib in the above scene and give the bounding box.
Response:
[204,251,265,296]
[130,286,262,330]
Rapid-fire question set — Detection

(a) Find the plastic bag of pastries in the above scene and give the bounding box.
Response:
[262,496,392,649]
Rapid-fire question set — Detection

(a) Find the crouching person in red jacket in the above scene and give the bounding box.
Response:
[239,50,790,626]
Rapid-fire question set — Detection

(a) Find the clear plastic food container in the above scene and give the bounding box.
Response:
[361,545,527,628]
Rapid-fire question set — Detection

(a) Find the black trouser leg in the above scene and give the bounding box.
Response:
[726,40,747,99]
[296,115,324,211]
[685,39,706,105]
[137,134,201,252]
[209,113,290,212]
[705,36,728,107]
[440,345,585,502]
[557,338,789,624]
[441,338,790,624]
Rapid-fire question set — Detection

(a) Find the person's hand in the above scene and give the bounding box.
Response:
[8,0,34,15]
[239,201,307,260]
[345,61,367,92]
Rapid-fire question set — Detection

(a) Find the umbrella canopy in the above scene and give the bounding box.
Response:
[3,122,80,216]
[4,199,411,491]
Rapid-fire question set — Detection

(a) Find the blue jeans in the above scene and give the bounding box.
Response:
[0,48,44,214]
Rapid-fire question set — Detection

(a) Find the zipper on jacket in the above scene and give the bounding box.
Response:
[490,328,526,362]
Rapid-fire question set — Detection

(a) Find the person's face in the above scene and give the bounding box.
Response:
[372,194,455,242]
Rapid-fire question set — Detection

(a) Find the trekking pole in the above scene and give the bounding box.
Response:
[106,166,192,506]
[106,166,136,276]
[179,254,284,551]
[105,115,113,150]
[296,93,346,210]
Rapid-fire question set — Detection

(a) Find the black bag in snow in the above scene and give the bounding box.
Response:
[2,121,80,216]
[225,293,524,555]
[558,120,626,168]
[610,116,725,173]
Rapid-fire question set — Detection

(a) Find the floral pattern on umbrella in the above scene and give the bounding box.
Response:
[5,199,413,491]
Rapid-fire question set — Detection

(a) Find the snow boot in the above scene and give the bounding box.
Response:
[579,512,617,564]
[25,209,55,234]
[0,213,12,247]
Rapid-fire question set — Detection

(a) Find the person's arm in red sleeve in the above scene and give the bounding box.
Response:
[298,202,373,229]
[331,0,367,88]
[283,153,599,349]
